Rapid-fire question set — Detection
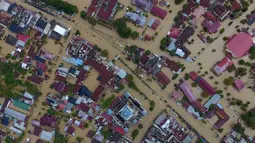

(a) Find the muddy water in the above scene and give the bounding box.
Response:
[5,0,255,142]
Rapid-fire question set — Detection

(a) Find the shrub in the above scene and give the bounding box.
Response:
[75,30,80,35]
[184,73,190,80]
[100,49,109,58]
[138,124,143,129]
[223,77,234,86]
[223,37,228,41]
[172,74,178,80]
[238,59,245,65]
[131,31,139,39]
[131,129,139,140]
[219,28,225,34]
[145,50,151,55]
[80,11,86,19]
[201,92,209,98]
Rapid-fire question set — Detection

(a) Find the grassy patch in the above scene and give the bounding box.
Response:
[101,95,116,109]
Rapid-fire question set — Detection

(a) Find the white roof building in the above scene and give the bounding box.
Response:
[0,0,10,11]
[53,25,68,36]
[4,108,27,121]
[40,130,54,141]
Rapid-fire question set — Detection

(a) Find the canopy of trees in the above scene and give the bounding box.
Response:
[235,67,247,77]
[242,108,255,130]
[160,37,171,51]
[43,0,78,14]
[131,31,139,39]
[175,0,184,4]
[249,46,255,60]
[80,11,86,19]
[100,49,109,58]
[223,77,234,86]
[54,131,68,143]
[131,129,139,140]
[113,18,132,38]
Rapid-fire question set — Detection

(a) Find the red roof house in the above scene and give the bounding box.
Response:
[179,81,197,102]
[27,75,44,85]
[17,34,30,43]
[226,33,253,58]
[96,0,118,22]
[231,0,240,11]
[189,71,216,95]
[167,27,181,39]
[201,20,221,33]
[66,125,75,135]
[91,85,105,102]
[155,71,170,85]
[191,100,205,113]
[204,11,217,22]
[40,114,57,128]
[150,5,167,19]
[213,105,230,129]
[234,79,245,91]
[213,57,233,75]
[183,0,196,15]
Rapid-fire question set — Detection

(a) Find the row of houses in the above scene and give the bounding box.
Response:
[0,92,36,138]
[94,92,147,135]
[177,71,230,130]
[124,45,182,86]
[0,0,70,40]
[141,112,194,143]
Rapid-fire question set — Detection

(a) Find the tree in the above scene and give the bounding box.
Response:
[223,77,234,86]
[126,74,134,82]
[201,92,209,98]
[238,59,245,65]
[138,124,143,129]
[175,0,184,4]
[88,17,97,25]
[219,28,225,34]
[80,11,86,19]
[100,49,109,58]
[47,108,56,115]
[75,30,80,35]
[172,74,178,80]
[223,37,228,41]
[131,129,139,140]
[242,108,255,129]
[44,0,78,14]
[131,31,139,39]
[145,50,151,55]
[184,73,189,80]
[235,67,247,77]
[192,83,197,87]
[233,123,245,134]
[150,100,155,107]
[169,50,176,56]
[54,131,68,143]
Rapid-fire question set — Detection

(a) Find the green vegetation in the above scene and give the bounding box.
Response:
[242,108,255,130]
[223,77,234,86]
[84,123,89,128]
[113,18,133,38]
[54,131,68,143]
[192,82,197,87]
[131,129,139,140]
[172,74,179,80]
[249,46,255,60]
[100,49,109,58]
[184,73,190,80]
[131,31,139,39]
[235,67,247,77]
[219,28,225,34]
[138,124,143,129]
[101,95,116,109]
[149,100,155,111]
[80,11,86,19]
[126,74,134,82]
[145,50,151,55]
[175,0,184,4]
[201,92,209,98]
[238,59,245,65]
[47,108,57,115]
[101,127,111,139]
[129,81,140,92]
[88,17,97,25]
[160,37,171,51]
[227,65,236,73]
[75,30,81,35]
[43,0,78,14]
[233,123,245,134]
[115,84,124,93]
[0,62,41,99]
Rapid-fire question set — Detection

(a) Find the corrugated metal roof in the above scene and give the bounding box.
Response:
[4,108,27,121]
[13,100,30,111]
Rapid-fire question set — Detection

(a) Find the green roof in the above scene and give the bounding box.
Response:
[13,100,30,111]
